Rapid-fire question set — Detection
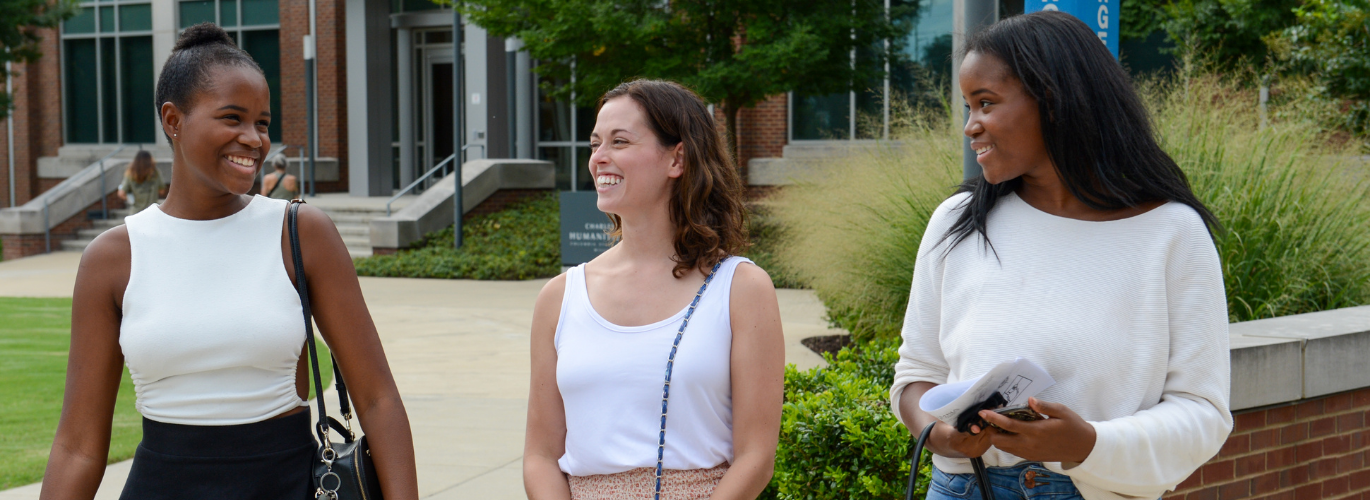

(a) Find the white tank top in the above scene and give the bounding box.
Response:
[555,256,751,476]
[120,195,307,425]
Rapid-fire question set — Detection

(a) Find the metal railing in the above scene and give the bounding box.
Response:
[95,145,130,220]
[386,153,457,217]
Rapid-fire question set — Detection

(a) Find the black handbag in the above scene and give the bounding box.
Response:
[287,200,385,500]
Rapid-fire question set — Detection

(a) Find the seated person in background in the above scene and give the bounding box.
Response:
[261,155,298,200]
[118,150,166,214]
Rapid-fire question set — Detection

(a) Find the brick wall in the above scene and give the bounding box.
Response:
[1166,387,1370,500]
[3,27,64,206]
[736,94,787,170]
[280,0,348,192]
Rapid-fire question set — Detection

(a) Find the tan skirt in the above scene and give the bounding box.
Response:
[568,463,730,500]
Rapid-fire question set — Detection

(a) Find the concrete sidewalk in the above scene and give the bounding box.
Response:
[0,252,835,499]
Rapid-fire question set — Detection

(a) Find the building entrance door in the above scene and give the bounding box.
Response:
[422,48,455,177]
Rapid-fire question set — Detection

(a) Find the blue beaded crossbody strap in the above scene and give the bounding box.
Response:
[653,258,727,500]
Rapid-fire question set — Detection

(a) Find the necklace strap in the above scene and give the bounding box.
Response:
[654,258,726,499]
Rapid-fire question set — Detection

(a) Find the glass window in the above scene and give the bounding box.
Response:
[179,0,215,27]
[99,6,115,33]
[539,147,571,190]
[575,104,595,142]
[63,1,163,143]
[241,0,278,25]
[120,4,152,31]
[121,36,155,143]
[64,39,99,142]
[792,92,850,140]
[65,7,96,33]
[100,38,118,141]
[219,0,238,26]
[240,30,281,141]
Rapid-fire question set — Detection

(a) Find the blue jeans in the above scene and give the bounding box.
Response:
[926,462,1084,500]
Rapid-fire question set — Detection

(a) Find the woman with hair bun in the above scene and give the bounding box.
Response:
[891,11,1231,500]
[523,79,785,499]
[41,23,418,499]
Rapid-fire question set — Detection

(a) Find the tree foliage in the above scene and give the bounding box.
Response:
[453,0,912,165]
[0,0,77,119]
[1265,0,1370,132]
[1161,0,1301,68]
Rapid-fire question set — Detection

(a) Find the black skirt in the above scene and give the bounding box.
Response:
[119,410,315,500]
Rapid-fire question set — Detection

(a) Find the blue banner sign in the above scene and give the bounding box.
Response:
[1027,0,1119,58]
[559,191,614,266]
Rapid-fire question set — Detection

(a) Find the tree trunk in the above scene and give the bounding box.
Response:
[723,101,744,181]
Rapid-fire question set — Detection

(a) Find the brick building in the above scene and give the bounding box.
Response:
[0,0,991,210]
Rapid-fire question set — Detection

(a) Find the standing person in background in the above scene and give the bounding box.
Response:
[39,23,419,500]
[260,155,298,200]
[118,151,165,214]
[891,11,1232,500]
[523,79,785,499]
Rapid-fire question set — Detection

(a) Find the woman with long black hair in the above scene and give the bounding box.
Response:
[891,11,1232,500]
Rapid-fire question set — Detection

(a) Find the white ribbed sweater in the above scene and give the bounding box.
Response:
[890,192,1232,500]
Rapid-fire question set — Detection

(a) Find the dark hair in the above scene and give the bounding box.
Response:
[155,23,263,142]
[942,11,1220,253]
[598,80,749,278]
[126,150,156,183]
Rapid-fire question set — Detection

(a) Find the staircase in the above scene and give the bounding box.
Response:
[313,205,384,259]
[59,198,393,259]
[61,207,138,252]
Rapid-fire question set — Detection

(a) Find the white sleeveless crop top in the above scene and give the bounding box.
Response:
[120,195,307,425]
[554,256,752,476]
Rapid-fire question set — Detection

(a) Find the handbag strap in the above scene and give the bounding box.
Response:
[653,258,726,500]
[287,201,351,444]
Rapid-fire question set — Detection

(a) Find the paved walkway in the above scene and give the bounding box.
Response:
[0,252,836,499]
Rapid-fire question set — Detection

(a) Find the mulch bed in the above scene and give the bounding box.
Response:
[801,334,852,357]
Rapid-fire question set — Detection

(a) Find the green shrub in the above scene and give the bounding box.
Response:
[353,194,562,280]
[773,74,1370,341]
[764,338,931,500]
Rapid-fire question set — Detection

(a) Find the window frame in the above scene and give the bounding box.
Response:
[60,0,156,145]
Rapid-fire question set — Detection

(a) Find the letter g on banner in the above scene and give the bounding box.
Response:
[1029,0,1119,57]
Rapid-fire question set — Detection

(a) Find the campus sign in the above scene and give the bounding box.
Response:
[1029,0,1119,58]
[559,191,614,266]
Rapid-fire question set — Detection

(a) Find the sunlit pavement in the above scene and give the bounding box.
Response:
[0,252,831,499]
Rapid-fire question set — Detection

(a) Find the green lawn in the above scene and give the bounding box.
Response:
[0,297,332,489]
[0,297,140,489]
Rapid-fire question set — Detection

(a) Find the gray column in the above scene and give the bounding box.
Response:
[463,24,488,159]
[345,0,394,196]
[953,0,997,181]
[513,45,532,159]
[397,28,415,187]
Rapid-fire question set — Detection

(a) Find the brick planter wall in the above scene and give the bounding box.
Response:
[1166,388,1370,500]
[1,191,125,260]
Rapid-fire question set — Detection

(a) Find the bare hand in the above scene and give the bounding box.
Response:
[979,398,1096,463]
[933,420,997,459]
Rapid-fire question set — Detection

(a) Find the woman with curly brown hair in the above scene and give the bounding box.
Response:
[523,79,785,500]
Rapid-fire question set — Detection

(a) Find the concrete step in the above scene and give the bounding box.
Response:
[333,224,370,237]
[77,228,109,239]
[61,238,93,252]
[341,236,372,249]
[321,212,383,224]
[91,218,126,230]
